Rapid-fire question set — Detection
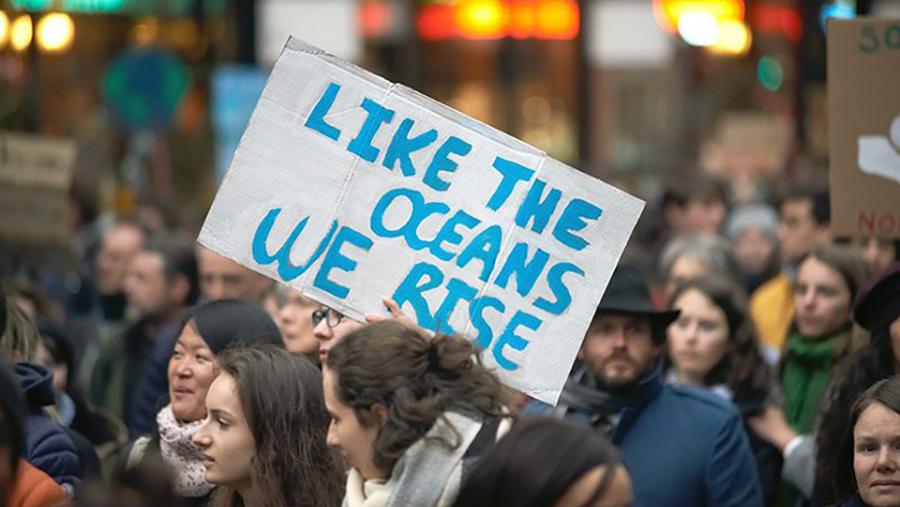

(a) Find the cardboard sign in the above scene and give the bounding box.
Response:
[828,18,900,238]
[199,39,644,404]
[0,131,77,244]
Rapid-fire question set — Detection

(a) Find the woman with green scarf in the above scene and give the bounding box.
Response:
[781,245,867,435]
[750,244,868,506]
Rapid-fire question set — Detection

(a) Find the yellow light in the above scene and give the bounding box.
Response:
[535,0,579,39]
[0,12,9,50]
[36,13,75,53]
[10,14,33,52]
[457,0,505,39]
[709,19,751,55]
[654,0,744,34]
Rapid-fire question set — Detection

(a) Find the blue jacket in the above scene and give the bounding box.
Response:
[527,365,763,507]
[15,362,82,492]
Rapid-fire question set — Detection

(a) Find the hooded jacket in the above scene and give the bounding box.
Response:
[15,362,81,493]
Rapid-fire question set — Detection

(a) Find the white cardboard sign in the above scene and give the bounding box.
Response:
[199,38,644,404]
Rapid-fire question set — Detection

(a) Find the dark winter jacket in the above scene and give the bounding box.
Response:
[527,364,763,507]
[15,362,82,493]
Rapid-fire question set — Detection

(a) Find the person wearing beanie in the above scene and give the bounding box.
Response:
[1,358,68,507]
[115,299,284,506]
[724,204,794,357]
[726,205,781,295]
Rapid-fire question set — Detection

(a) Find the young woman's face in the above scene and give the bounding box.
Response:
[192,373,256,490]
[322,366,383,480]
[667,289,730,385]
[168,322,219,422]
[794,257,852,339]
[554,465,633,507]
[854,401,900,507]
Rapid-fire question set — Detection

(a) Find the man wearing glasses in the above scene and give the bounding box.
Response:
[312,298,406,364]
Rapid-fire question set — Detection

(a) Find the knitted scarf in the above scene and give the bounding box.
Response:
[781,332,842,434]
[156,405,215,497]
[342,411,483,507]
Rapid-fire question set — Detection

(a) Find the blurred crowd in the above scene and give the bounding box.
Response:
[1,171,900,507]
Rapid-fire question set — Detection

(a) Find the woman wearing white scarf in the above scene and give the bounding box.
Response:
[118,300,284,504]
[323,320,510,507]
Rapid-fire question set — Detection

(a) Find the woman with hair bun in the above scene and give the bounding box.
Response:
[323,320,510,507]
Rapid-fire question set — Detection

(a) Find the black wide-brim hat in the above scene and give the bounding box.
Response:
[854,262,900,333]
[595,265,680,330]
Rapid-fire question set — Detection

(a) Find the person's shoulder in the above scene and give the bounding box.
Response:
[662,383,740,420]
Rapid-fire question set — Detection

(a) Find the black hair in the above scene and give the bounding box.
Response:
[180,299,283,355]
[36,318,77,390]
[779,187,830,226]
[452,417,625,507]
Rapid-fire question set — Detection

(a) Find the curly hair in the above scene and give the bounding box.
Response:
[211,344,345,507]
[325,320,508,475]
[666,275,772,404]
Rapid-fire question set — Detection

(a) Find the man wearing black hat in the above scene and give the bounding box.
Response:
[528,266,763,507]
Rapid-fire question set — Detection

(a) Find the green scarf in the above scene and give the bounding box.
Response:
[781,332,841,434]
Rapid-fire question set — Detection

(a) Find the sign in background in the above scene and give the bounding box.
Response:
[0,131,77,244]
[199,39,644,404]
[828,18,900,239]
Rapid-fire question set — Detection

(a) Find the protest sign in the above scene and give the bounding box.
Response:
[0,131,77,244]
[828,18,900,238]
[199,39,644,404]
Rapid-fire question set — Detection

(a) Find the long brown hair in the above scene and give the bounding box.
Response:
[326,320,508,474]
[667,275,771,403]
[212,344,344,507]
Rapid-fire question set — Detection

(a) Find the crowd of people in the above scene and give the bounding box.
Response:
[1,176,900,507]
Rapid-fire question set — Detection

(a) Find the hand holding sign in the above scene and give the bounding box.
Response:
[199,39,643,403]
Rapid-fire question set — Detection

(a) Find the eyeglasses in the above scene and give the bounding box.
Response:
[311,307,345,329]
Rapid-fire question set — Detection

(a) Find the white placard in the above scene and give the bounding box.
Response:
[199,39,644,404]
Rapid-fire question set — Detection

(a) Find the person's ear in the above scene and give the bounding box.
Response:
[371,403,388,426]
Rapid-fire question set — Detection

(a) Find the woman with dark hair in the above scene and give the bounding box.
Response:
[833,376,900,507]
[749,247,872,503]
[780,245,867,437]
[810,263,900,505]
[117,299,284,505]
[192,344,344,507]
[664,275,780,502]
[451,417,632,507]
[323,320,509,507]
